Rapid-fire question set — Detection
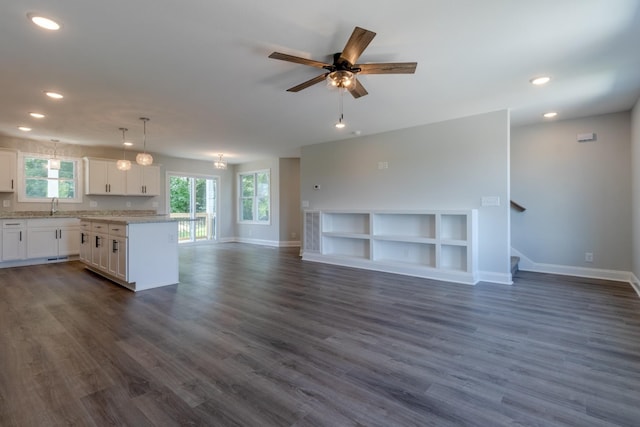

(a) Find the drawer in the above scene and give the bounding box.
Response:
[80,221,92,231]
[91,222,109,233]
[108,223,127,238]
[2,220,26,229]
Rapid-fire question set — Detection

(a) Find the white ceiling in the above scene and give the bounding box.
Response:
[1,1,639,164]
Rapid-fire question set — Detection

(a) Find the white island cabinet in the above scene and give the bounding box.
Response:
[80,217,179,291]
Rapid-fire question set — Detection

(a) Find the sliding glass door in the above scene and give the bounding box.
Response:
[168,174,218,243]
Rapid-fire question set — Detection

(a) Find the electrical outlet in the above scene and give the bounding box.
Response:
[89,201,97,208]
[2,200,10,208]
[126,201,132,208]
[585,252,593,262]
[291,232,297,238]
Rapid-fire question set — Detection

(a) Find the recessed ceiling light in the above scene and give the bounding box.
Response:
[27,13,61,30]
[530,76,551,85]
[18,126,32,132]
[123,142,133,146]
[44,91,64,99]
[543,112,558,118]
[29,112,45,118]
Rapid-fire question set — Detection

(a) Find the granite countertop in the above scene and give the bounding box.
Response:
[0,210,158,220]
[81,215,176,225]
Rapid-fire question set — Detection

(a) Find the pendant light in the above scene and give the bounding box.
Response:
[214,153,227,170]
[136,117,153,166]
[335,88,346,129]
[116,127,132,171]
[49,139,61,170]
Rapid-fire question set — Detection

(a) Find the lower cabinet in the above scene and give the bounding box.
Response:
[107,224,127,281]
[26,218,80,260]
[89,222,110,272]
[1,220,26,261]
[79,221,91,263]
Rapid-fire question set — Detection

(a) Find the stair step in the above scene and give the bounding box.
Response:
[511,256,520,276]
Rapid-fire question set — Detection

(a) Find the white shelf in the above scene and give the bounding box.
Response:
[322,212,370,235]
[303,209,478,285]
[373,240,436,268]
[322,235,370,260]
[373,213,435,239]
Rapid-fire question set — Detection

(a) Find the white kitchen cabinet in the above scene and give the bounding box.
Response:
[90,222,110,271]
[302,209,478,285]
[79,221,91,263]
[84,158,126,195]
[2,220,26,261]
[108,224,127,281]
[0,150,17,192]
[126,164,160,196]
[26,218,80,260]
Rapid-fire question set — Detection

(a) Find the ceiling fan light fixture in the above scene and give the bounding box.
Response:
[327,70,355,89]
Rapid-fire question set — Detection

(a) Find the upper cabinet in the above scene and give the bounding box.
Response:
[85,158,126,195]
[84,158,160,196]
[0,150,17,192]
[126,164,160,196]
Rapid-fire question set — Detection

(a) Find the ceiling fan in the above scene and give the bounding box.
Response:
[269,26,417,99]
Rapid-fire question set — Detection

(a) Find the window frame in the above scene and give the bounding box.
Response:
[238,169,271,224]
[17,152,83,203]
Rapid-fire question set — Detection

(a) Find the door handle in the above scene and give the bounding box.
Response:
[112,240,118,253]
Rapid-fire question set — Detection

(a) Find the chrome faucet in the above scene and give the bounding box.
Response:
[50,197,58,216]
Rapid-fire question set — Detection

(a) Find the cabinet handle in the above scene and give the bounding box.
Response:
[105,184,108,193]
[11,179,14,189]
[55,230,58,239]
[81,232,86,244]
[95,235,100,248]
[19,231,22,241]
[112,240,118,253]
[59,229,62,240]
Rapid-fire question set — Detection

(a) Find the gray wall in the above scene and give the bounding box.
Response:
[300,110,511,280]
[632,99,640,280]
[511,111,632,270]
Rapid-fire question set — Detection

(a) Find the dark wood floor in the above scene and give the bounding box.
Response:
[1,244,640,426]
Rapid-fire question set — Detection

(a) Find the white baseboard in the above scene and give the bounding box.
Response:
[232,237,300,248]
[512,247,638,297]
[478,271,513,285]
[630,273,640,298]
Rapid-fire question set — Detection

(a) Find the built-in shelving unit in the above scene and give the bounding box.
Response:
[302,210,478,284]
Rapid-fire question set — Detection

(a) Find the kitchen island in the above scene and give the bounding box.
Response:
[79,216,179,291]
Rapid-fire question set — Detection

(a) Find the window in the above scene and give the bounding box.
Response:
[168,173,218,243]
[18,153,82,203]
[239,170,270,223]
